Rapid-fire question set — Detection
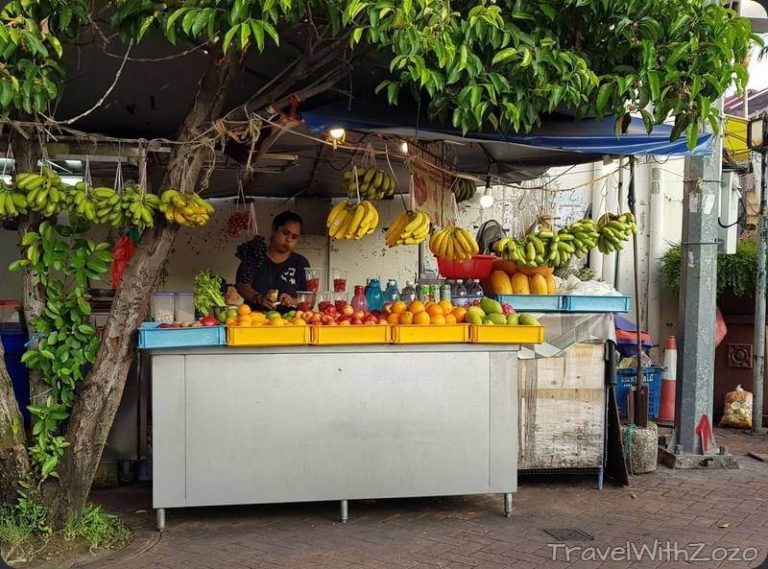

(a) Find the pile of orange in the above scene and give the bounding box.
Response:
[387,299,468,325]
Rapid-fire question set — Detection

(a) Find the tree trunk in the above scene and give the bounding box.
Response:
[0,339,29,504]
[46,46,241,527]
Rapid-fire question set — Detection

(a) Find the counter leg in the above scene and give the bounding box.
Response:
[156,508,166,531]
[340,500,349,523]
[504,493,513,518]
[597,467,604,491]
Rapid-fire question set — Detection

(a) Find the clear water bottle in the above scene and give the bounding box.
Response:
[467,279,484,304]
[401,281,417,304]
[365,278,384,311]
[384,279,400,303]
[453,279,468,307]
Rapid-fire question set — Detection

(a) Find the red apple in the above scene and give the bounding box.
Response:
[323,305,337,315]
[351,318,363,325]
[364,314,378,324]
[353,310,365,321]
[381,303,393,315]
[201,316,217,326]
[340,315,353,323]
[158,323,172,328]
[311,314,323,324]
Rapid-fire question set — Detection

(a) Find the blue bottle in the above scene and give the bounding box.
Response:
[365,278,384,311]
[383,279,400,303]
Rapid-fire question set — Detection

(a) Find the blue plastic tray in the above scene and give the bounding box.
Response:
[138,322,226,349]
[492,295,564,312]
[562,295,630,313]
[615,367,663,419]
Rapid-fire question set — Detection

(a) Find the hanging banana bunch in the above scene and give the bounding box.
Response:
[385,210,431,246]
[597,212,638,254]
[158,189,215,227]
[0,178,29,218]
[343,166,396,201]
[326,200,379,240]
[452,178,476,203]
[121,185,161,229]
[15,168,70,217]
[429,226,479,260]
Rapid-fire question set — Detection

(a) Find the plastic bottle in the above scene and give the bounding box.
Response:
[365,278,384,311]
[467,279,484,303]
[351,285,368,312]
[401,281,417,304]
[453,279,468,307]
[384,279,400,303]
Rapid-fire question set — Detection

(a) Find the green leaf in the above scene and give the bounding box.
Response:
[21,231,39,246]
[222,25,239,53]
[595,82,613,115]
[491,47,517,66]
[78,324,95,335]
[42,456,58,478]
[686,122,700,151]
[47,35,63,58]
[249,20,265,51]
[647,71,660,102]
[8,259,29,272]
[640,109,654,134]
[240,21,251,50]
[260,20,279,46]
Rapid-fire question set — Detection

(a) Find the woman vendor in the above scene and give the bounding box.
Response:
[235,211,310,312]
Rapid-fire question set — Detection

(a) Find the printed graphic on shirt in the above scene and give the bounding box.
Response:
[281,267,297,286]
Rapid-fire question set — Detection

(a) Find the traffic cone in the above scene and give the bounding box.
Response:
[657,336,677,423]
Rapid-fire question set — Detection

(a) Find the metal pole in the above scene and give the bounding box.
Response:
[628,158,648,426]
[753,152,767,435]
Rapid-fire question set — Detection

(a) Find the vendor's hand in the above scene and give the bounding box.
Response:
[255,293,278,310]
[279,293,297,308]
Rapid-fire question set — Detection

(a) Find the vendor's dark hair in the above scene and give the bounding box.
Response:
[272,211,303,232]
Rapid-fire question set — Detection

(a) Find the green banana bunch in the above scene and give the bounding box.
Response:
[16,169,70,217]
[0,178,29,218]
[596,212,638,254]
[343,166,396,201]
[452,178,476,203]
[121,185,160,229]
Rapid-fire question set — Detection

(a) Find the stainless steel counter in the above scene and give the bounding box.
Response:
[150,344,519,529]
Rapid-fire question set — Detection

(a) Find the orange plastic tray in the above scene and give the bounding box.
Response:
[470,325,544,345]
[391,324,471,344]
[227,325,311,346]
[311,325,391,345]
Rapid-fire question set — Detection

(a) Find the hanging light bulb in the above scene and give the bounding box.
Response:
[480,178,494,208]
[328,127,346,141]
[400,141,409,154]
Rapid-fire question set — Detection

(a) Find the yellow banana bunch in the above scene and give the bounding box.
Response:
[121,185,160,229]
[326,200,379,240]
[428,226,479,260]
[0,178,29,218]
[343,166,396,201]
[385,210,430,246]
[16,169,69,217]
[158,189,214,227]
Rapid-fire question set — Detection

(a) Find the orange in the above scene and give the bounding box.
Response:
[237,304,252,316]
[409,300,426,314]
[444,313,457,325]
[225,317,237,326]
[451,307,467,323]
[378,317,388,325]
[251,312,266,325]
[431,314,446,325]
[387,313,400,325]
[391,300,407,315]
[438,300,453,314]
[426,304,444,318]
[291,318,306,326]
[414,311,431,325]
[399,311,414,325]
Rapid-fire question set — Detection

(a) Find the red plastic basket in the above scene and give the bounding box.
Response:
[436,255,497,279]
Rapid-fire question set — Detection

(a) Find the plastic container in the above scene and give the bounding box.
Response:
[492,294,563,312]
[351,286,368,312]
[138,322,227,349]
[312,324,391,345]
[453,280,469,307]
[0,300,21,325]
[401,281,417,304]
[383,280,400,303]
[1,328,29,425]
[470,325,545,345]
[365,279,384,311]
[227,325,311,346]
[332,269,348,293]
[562,295,630,313]
[333,292,349,312]
[295,291,316,312]
[174,292,195,323]
[615,367,664,418]
[436,255,496,280]
[304,268,324,293]
[151,292,175,324]
[391,324,471,344]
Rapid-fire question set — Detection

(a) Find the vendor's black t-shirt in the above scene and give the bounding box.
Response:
[236,252,309,310]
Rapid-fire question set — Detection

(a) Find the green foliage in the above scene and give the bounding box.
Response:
[0,0,88,113]
[64,504,132,552]
[107,0,757,147]
[10,220,112,481]
[660,238,764,298]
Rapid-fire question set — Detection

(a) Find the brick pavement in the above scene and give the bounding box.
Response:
[73,428,768,569]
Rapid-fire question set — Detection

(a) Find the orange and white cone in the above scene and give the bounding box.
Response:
[657,336,677,423]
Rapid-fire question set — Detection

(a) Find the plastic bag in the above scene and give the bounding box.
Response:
[111,235,137,288]
[715,305,727,348]
[719,385,752,429]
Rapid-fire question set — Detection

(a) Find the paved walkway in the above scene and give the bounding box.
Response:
[76,428,768,569]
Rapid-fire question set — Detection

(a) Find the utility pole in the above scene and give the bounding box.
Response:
[675,129,722,453]
[753,150,767,435]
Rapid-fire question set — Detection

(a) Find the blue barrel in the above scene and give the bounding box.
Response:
[1,327,30,426]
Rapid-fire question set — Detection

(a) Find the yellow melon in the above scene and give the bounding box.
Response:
[545,274,557,295]
[529,274,548,295]
[511,272,530,295]
[489,270,513,295]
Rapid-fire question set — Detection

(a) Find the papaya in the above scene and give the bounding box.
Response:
[529,274,548,295]
[492,259,518,275]
[511,272,530,295]
[484,313,507,325]
[545,274,557,295]
[517,264,554,277]
[519,314,541,326]
[480,297,503,315]
[489,270,513,294]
